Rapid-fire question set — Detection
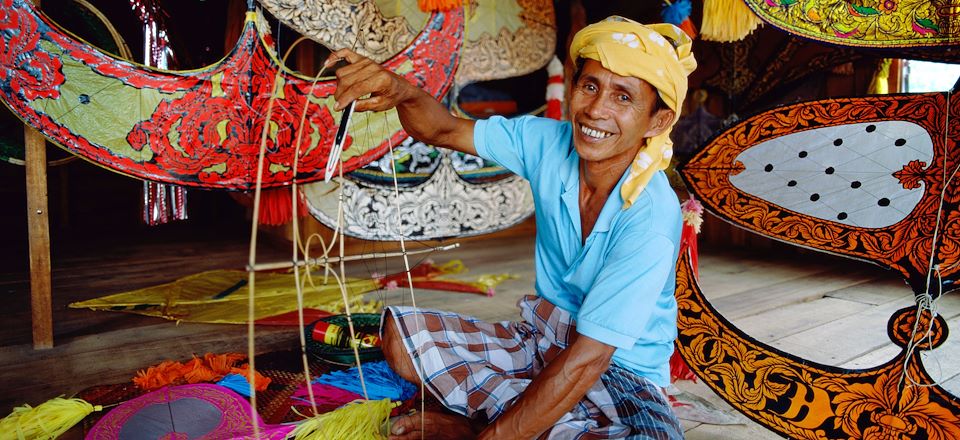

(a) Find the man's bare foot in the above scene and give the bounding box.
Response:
[388,410,480,440]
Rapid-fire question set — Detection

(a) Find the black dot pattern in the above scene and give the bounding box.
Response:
[746,120,927,228]
[79,94,90,104]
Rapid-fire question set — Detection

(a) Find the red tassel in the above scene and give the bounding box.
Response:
[679,18,698,39]
[673,197,702,383]
[228,190,308,225]
[680,223,699,279]
[670,350,697,382]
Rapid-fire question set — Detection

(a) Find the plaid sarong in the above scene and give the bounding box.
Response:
[384,295,682,439]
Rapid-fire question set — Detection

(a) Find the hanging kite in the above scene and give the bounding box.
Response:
[259,0,556,87]
[303,148,535,240]
[0,0,128,166]
[0,0,462,190]
[743,0,960,62]
[676,87,960,437]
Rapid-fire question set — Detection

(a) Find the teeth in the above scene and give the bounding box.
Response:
[580,125,612,139]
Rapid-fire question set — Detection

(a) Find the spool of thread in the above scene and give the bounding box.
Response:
[312,321,381,349]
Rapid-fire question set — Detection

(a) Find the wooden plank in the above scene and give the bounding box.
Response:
[733,296,872,343]
[771,294,960,365]
[710,268,879,320]
[825,277,913,305]
[697,252,837,300]
[25,125,52,349]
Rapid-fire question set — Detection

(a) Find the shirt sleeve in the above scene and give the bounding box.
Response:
[576,229,678,350]
[473,115,562,180]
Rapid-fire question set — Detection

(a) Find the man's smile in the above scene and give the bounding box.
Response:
[579,123,614,140]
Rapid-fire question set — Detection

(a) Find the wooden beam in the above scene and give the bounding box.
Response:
[25,124,52,349]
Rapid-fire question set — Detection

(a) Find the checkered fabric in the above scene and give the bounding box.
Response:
[384,296,682,439]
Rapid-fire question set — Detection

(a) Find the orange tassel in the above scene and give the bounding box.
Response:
[417,0,463,12]
[132,353,269,391]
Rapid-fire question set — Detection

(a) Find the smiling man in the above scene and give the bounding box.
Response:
[328,16,696,440]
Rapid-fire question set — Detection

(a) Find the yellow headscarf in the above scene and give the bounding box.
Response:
[569,16,697,209]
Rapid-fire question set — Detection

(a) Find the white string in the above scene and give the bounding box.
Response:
[900,87,955,390]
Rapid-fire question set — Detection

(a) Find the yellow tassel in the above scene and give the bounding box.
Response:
[867,59,892,95]
[417,0,464,12]
[0,397,102,440]
[289,399,397,440]
[701,0,764,42]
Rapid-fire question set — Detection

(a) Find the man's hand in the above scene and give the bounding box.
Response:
[325,49,415,113]
[324,49,477,155]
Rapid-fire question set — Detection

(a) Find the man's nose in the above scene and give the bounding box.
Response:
[584,95,610,119]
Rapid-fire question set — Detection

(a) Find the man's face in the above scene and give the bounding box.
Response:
[569,59,671,167]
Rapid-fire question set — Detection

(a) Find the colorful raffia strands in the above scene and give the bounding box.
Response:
[289,398,398,440]
[0,397,101,440]
[312,361,418,402]
[0,0,462,190]
[744,0,960,60]
[132,353,271,392]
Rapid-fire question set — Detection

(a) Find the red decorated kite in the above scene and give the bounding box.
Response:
[0,0,462,189]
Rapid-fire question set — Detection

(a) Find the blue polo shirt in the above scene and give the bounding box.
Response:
[474,115,681,386]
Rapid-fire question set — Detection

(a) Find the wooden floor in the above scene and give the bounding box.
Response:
[2,225,956,439]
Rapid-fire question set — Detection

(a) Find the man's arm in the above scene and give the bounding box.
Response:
[478,333,616,440]
[326,49,477,155]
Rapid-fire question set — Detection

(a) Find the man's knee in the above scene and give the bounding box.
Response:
[382,310,421,385]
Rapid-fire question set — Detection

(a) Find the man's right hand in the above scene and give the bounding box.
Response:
[325,48,416,113]
[324,48,477,155]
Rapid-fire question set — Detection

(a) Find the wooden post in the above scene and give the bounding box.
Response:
[24,0,52,349]
[26,125,53,349]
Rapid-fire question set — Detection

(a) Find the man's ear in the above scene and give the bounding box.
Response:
[643,108,675,138]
